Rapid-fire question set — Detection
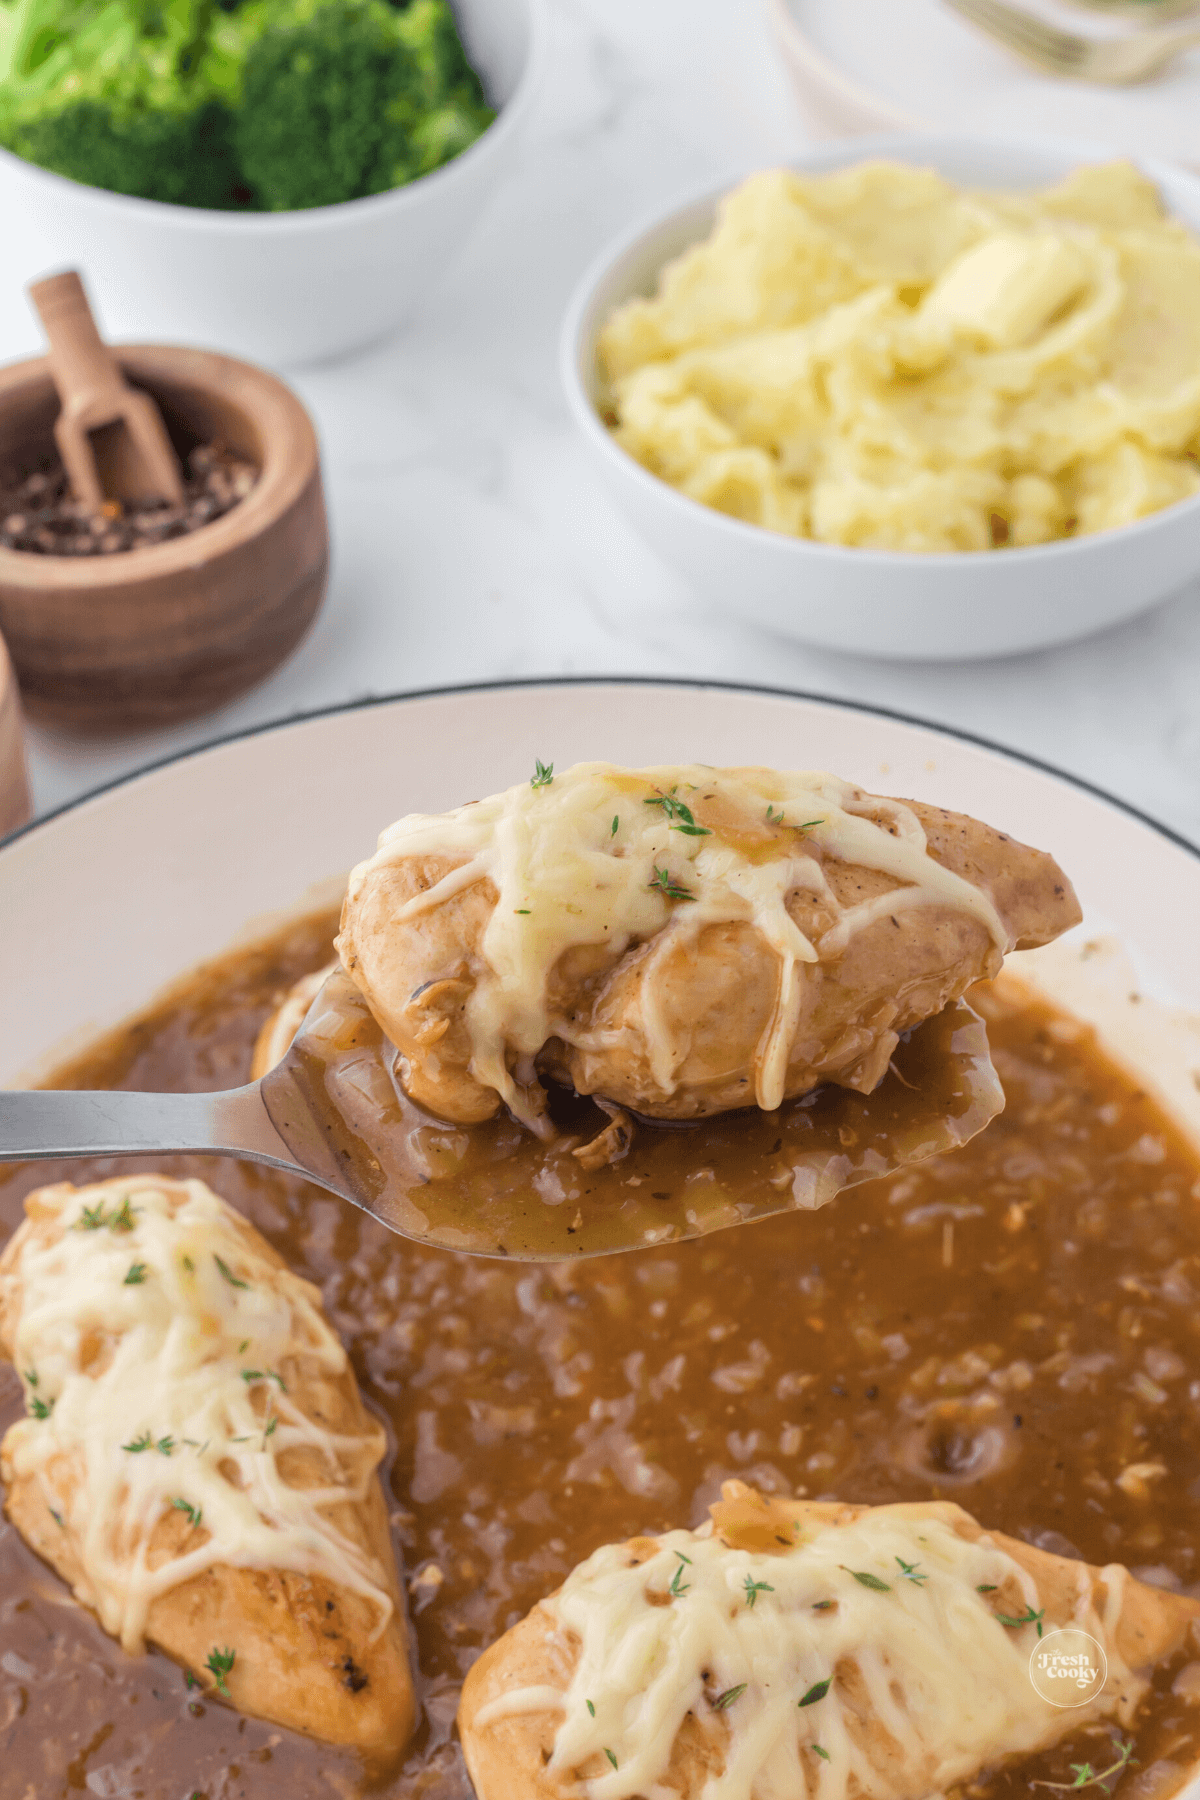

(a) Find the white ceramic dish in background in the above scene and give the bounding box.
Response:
[766,0,1200,167]
[0,0,543,370]
[560,135,1200,662]
[1,680,1198,1145]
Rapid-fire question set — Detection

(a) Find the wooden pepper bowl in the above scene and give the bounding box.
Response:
[0,628,32,836]
[0,345,329,731]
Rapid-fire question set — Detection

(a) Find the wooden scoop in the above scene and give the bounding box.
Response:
[28,271,184,515]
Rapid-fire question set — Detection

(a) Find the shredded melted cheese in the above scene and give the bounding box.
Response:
[0,1176,394,1652]
[343,763,1008,1127]
[478,1506,1139,1800]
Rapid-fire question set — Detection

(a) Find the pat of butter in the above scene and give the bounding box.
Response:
[923,233,1089,349]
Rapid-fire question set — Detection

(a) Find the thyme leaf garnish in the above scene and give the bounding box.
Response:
[1032,1740,1137,1793]
[109,1197,137,1232]
[124,1263,148,1286]
[30,1394,54,1420]
[205,1646,236,1697]
[214,1256,249,1290]
[611,816,619,837]
[530,759,554,790]
[844,1567,891,1592]
[49,1506,64,1527]
[668,1562,690,1598]
[172,1498,203,1529]
[995,1604,1045,1637]
[123,1431,153,1453]
[895,1557,928,1584]
[799,1678,831,1707]
[604,1749,618,1770]
[712,1684,747,1710]
[743,1576,774,1609]
[241,1369,287,1391]
[977,1584,997,1593]
[586,1700,595,1717]
[813,1745,831,1762]
[645,790,711,836]
[76,1202,108,1231]
[649,866,696,903]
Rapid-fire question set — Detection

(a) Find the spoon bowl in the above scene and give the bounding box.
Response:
[0,977,1004,1260]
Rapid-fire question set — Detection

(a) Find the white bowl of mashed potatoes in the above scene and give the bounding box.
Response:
[560,137,1200,660]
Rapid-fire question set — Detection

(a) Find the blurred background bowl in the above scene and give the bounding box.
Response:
[0,344,328,730]
[560,134,1200,663]
[0,629,31,838]
[0,0,543,371]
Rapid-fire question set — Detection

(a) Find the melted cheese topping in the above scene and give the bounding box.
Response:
[477,1506,1140,1800]
[344,763,1008,1127]
[0,1176,393,1652]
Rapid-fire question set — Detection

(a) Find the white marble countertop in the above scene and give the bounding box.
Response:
[14,0,1200,845]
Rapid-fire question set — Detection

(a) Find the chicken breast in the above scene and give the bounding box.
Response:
[0,1175,415,1764]
[458,1481,1199,1800]
[337,763,1080,1132]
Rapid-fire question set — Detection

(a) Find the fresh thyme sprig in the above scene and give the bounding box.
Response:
[649,866,696,903]
[122,1430,174,1455]
[644,789,710,837]
[205,1646,236,1697]
[1032,1739,1137,1793]
[765,806,824,833]
[109,1197,137,1233]
[241,1369,287,1391]
[668,1561,690,1598]
[76,1201,108,1231]
[530,759,554,789]
[743,1576,774,1609]
[895,1557,928,1584]
[172,1497,203,1529]
[30,1394,54,1421]
[995,1603,1045,1637]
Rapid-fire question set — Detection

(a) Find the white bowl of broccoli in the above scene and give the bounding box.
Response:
[0,0,543,368]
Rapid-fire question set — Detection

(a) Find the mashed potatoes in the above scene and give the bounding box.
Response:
[597,161,1200,553]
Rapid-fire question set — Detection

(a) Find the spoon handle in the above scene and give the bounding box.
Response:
[0,1083,310,1180]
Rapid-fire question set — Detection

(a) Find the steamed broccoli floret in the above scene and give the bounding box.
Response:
[231,0,494,212]
[0,0,494,211]
[0,0,243,208]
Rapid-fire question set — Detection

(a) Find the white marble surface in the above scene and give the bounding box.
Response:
[13,0,1200,845]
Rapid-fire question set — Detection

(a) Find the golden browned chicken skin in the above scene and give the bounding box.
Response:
[458,1484,1199,1800]
[0,1176,415,1764]
[336,764,1080,1132]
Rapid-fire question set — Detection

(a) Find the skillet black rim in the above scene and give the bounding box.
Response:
[4,673,1198,864]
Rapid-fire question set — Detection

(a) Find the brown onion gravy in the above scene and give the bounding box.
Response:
[269,970,1003,1257]
[2,909,1200,1800]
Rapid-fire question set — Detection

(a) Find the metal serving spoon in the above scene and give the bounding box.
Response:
[0,972,1005,1262]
